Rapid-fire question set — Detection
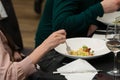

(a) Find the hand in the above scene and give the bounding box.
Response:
[13,51,24,61]
[101,0,120,13]
[29,29,66,64]
[87,24,97,36]
[42,29,66,51]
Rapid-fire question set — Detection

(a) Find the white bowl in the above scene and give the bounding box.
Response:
[55,37,110,59]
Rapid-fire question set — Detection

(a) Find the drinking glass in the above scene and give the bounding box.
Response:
[105,23,120,76]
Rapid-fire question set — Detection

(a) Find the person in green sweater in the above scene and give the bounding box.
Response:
[35,0,120,47]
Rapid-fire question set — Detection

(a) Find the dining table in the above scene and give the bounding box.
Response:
[27,11,120,80]
[28,33,120,80]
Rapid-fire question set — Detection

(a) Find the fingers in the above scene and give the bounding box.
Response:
[52,29,66,42]
[55,29,66,41]
[101,0,120,13]
[55,34,66,43]
[42,29,66,50]
[14,52,23,61]
[54,29,66,36]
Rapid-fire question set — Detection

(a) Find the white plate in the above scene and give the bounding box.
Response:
[97,11,120,26]
[55,38,110,59]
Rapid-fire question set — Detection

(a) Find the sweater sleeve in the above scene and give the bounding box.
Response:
[52,1,104,37]
[14,56,37,79]
[3,56,37,80]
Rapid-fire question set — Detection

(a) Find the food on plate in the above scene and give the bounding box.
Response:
[113,16,120,24]
[69,45,94,56]
[113,20,120,24]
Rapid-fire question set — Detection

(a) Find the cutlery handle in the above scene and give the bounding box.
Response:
[53,70,102,74]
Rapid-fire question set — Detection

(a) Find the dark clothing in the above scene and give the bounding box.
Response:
[35,0,104,47]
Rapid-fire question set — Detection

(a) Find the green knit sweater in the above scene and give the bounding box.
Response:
[35,0,104,47]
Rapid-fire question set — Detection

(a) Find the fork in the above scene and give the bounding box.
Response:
[65,41,72,54]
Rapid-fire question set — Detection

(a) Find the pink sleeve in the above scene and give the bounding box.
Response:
[5,56,37,80]
[14,56,37,79]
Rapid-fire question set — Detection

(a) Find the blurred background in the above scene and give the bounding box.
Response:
[12,0,45,48]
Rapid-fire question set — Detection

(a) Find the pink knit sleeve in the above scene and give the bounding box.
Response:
[13,56,37,79]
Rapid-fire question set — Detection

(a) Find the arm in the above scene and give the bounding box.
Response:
[0,29,66,80]
[29,29,66,64]
[16,29,66,78]
[52,0,104,37]
[52,0,120,37]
